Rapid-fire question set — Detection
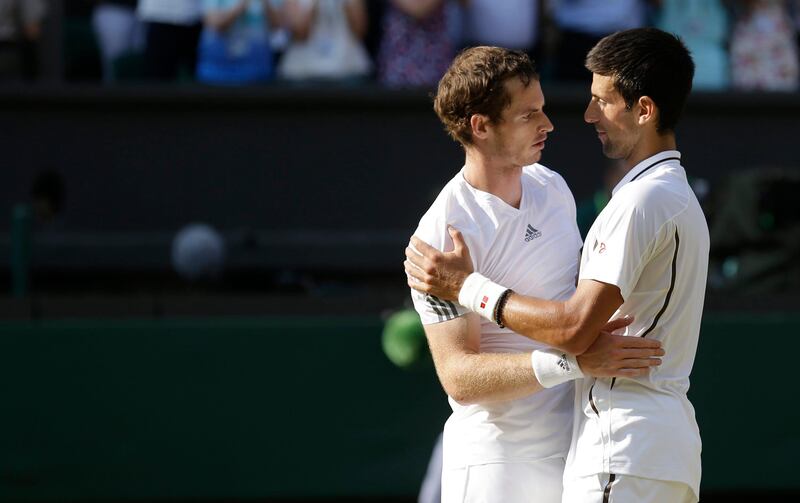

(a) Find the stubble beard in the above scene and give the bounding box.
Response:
[601,138,628,161]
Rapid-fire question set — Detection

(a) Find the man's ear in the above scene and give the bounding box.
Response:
[637,96,658,127]
[470,114,491,140]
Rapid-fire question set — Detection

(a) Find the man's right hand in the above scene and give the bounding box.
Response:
[577,322,664,378]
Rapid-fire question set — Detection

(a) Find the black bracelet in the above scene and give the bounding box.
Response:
[494,289,512,328]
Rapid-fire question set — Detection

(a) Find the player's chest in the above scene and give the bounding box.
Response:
[477,203,581,291]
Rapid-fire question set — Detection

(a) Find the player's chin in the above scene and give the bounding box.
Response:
[525,150,543,165]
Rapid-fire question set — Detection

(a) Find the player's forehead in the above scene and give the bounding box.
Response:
[504,77,544,113]
[590,73,619,99]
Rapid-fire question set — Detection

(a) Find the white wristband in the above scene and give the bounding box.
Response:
[531,349,585,388]
[457,272,508,323]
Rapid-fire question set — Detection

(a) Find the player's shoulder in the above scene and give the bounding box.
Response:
[523,163,573,195]
[614,171,690,214]
[415,171,481,245]
[523,163,567,184]
[420,170,475,218]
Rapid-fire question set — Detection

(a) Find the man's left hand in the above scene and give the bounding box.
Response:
[405,227,473,302]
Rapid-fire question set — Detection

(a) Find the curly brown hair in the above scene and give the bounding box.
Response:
[434,46,538,146]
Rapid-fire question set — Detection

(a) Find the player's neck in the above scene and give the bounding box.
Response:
[463,151,523,209]
[623,131,677,171]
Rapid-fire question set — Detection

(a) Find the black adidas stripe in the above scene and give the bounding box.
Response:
[426,294,458,321]
[425,294,444,322]
[442,299,459,318]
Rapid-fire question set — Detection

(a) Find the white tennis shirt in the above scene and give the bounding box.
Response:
[411,164,583,469]
[567,151,709,498]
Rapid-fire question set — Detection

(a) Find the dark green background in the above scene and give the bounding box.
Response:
[0,313,797,501]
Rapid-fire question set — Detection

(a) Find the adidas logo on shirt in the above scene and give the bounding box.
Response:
[557,353,571,372]
[525,224,542,242]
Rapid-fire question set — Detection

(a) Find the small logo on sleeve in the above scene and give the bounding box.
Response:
[592,239,606,254]
[524,224,542,242]
[480,295,488,309]
[557,354,571,372]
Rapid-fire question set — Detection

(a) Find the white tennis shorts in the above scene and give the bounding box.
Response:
[442,457,564,503]
[562,472,697,503]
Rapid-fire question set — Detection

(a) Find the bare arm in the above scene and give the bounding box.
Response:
[425,311,661,405]
[205,0,250,32]
[501,279,624,355]
[344,0,368,39]
[262,0,282,29]
[390,0,444,20]
[406,228,624,355]
[425,313,544,404]
[283,0,316,41]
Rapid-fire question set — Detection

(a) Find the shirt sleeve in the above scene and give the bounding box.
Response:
[409,215,469,325]
[579,197,665,301]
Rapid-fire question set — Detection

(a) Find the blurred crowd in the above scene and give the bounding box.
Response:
[1,0,799,90]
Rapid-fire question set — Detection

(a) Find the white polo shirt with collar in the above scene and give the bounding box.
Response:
[565,150,709,498]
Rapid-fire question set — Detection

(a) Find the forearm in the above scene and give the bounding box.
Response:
[436,351,543,404]
[344,0,367,39]
[455,274,623,355]
[284,0,315,40]
[500,294,589,354]
[264,0,281,28]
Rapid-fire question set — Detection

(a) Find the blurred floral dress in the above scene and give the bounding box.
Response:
[730,0,799,91]
[377,1,457,87]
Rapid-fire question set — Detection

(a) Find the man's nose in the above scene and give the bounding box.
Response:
[584,104,598,124]
[541,113,554,133]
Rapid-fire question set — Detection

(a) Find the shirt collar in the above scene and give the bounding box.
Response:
[612,150,682,196]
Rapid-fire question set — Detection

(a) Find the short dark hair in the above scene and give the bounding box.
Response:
[434,46,538,146]
[585,28,694,133]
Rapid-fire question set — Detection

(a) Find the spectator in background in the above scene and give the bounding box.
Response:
[655,0,730,90]
[0,0,46,81]
[138,0,204,81]
[730,0,799,91]
[462,0,540,64]
[377,0,461,88]
[277,0,371,82]
[197,0,279,84]
[549,0,646,82]
[92,0,144,83]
